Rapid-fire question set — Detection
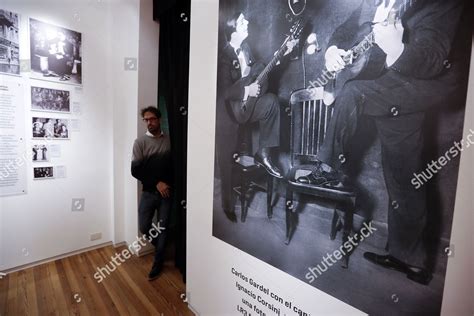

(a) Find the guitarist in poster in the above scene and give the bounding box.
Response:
[305,0,470,284]
[215,11,298,221]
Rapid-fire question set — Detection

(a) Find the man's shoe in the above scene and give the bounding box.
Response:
[363,252,432,285]
[255,148,282,178]
[296,164,349,191]
[224,209,237,222]
[148,263,162,281]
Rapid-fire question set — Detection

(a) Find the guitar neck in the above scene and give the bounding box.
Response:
[256,37,290,83]
[350,0,416,59]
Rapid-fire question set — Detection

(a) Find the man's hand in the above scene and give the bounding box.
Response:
[373,21,405,66]
[156,181,171,198]
[247,82,261,98]
[284,38,298,56]
[325,46,350,72]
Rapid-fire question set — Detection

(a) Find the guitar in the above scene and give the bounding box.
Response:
[322,0,417,106]
[229,19,304,124]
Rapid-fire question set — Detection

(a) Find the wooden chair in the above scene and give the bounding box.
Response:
[285,87,355,267]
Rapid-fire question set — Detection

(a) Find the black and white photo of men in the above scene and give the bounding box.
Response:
[0,9,19,75]
[212,0,472,314]
[29,18,82,85]
[32,117,69,139]
[33,166,54,179]
[31,86,70,112]
[32,145,48,162]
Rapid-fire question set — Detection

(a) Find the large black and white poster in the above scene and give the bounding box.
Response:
[211,0,472,314]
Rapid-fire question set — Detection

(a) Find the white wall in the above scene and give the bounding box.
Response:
[0,0,159,271]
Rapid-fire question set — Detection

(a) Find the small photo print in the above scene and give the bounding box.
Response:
[33,166,54,179]
[32,117,69,139]
[31,86,70,112]
[32,144,49,162]
[0,9,20,75]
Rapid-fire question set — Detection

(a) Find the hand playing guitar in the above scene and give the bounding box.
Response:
[248,82,261,98]
[284,38,299,56]
[373,21,405,66]
[276,38,299,65]
[325,45,350,72]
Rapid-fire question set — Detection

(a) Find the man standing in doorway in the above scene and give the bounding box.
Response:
[131,106,172,280]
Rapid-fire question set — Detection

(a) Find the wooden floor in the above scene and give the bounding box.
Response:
[0,245,193,316]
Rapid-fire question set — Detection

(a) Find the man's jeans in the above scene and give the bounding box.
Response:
[138,191,171,268]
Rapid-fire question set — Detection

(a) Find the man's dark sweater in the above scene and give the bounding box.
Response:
[131,132,172,192]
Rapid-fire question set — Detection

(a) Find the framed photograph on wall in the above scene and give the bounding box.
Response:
[33,166,54,180]
[29,18,82,85]
[31,86,70,112]
[32,117,69,139]
[0,9,20,75]
[31,144,49,162]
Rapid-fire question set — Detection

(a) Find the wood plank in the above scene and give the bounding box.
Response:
[16,270,29,316]
[5,272,17,316]
[0,273,10,316]
[24,268,39,316]
[76,252,120,315]
[66,255,102,315]
[94,246,148,315]
[54,260,80,316]
[126,248,191,315]
[33,264,57,316]
[61,256,91,316]
[46,261,70,316]
[102,247,160,315]
[87,248,137,315]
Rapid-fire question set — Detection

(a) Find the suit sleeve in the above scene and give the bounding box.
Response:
[217,56,246,101]
[328,2,364,50]
[390,0,464,79]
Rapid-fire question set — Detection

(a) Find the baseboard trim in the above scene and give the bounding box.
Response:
[113,241,127,248]
[4,241,113,274]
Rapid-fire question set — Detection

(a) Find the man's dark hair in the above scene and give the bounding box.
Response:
[224,11,244,42]
[140,106,161,118]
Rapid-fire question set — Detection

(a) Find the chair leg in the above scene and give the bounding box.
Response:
[341,202,354,269]
[240,172,248,222]
[330,206,340,241]
[285,189,294,245]
[231,166,235,214]
[267,175,273,219]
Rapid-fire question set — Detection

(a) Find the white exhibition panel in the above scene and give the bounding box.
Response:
[186,0,474,315]
[0,78,26,197]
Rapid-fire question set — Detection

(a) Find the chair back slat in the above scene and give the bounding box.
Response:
[289,87,333,167]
